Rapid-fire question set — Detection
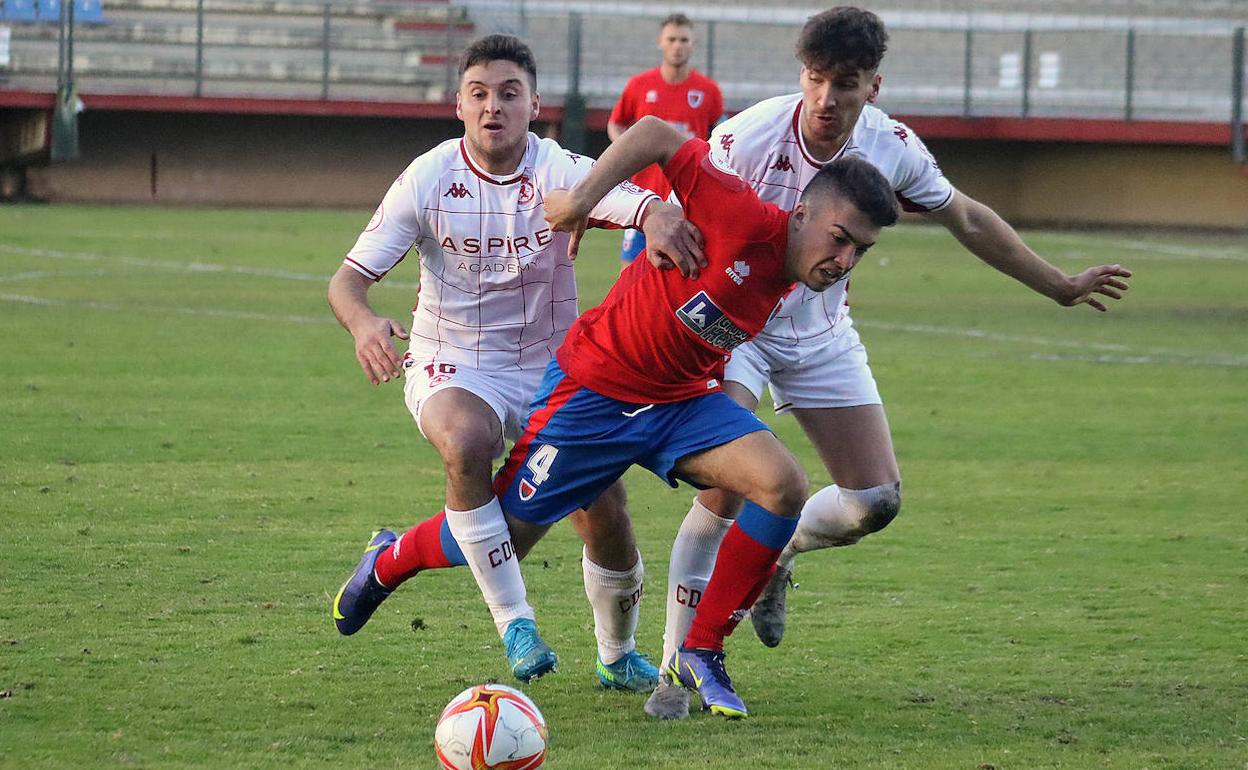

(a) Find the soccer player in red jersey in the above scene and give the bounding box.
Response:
[494,115,899,717]
[607,13,723,262]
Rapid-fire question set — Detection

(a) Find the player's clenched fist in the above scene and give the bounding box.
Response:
[543,189,590,259]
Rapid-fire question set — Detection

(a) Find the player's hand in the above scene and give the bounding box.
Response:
[642,202,707,279]
[544,188,590,259]
[1059,264,1132,312]
[351,315,409,385]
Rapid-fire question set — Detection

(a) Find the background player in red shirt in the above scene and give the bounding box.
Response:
[607,13,723,263]
[506,115,899,717]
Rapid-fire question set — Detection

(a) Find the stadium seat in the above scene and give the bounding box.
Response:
[75,0,104,24]
[2,0,40,22]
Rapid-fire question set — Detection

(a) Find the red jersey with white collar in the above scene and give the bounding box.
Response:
[609,68,723,199]
[557,139,793,403]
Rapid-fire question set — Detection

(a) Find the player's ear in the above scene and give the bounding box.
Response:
[454,89,464,121]
[531,91,540,121]
[791,200,807,229]
[867,73,882,104]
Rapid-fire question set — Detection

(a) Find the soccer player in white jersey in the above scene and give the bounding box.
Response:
[328,34,703,690]
[645,7,1132,718]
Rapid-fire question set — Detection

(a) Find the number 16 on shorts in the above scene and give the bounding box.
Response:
[519,444,558,501]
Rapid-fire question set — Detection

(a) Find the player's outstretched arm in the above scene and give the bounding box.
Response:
[926,191,1132,311]
[327,265,410,385]
[545,116,691,258]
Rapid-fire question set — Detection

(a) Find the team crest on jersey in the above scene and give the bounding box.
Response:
[675,291,749,351]
[645,89,658,103]
[518,174,535,204]
[365,204,384,232]
[708,149,740,178]
[687,90,704,109]
[519,478,537,501]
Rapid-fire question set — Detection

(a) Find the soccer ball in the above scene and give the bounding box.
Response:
[434,683,548,770]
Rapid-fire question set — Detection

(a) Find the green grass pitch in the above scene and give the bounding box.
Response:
[1,204,1245,768]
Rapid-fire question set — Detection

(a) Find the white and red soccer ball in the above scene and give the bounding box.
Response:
[434,683,547,770]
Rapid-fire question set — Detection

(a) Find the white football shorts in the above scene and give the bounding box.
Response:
[725,324,882,414]
[403,356,546,457]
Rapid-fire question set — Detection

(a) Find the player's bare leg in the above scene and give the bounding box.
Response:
[646,382,757,719]
[750,403,901,646]
[661,430,807,718]
[420,387,555,680]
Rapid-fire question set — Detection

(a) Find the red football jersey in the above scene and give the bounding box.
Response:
[608,68,724,199]
[557,139,794,403]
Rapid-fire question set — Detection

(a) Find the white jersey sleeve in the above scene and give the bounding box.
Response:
[343,153,435,282]
[538,139,660,229]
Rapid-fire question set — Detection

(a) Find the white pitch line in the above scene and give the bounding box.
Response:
[854,319,1248,368]
[0,244,420,290]
[0,292,333,325]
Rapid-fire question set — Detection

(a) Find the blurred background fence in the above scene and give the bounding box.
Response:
[1,0,1245,122]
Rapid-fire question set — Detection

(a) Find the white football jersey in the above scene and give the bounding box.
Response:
[710,95,954,345]
[344,134,658,370]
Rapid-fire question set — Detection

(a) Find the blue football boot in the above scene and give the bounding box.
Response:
[502,618,558,683]
[332,529,397,635]
[596,650,660,692]
[666,647,749,718]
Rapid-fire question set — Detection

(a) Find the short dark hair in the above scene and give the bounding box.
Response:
[801,156,899,229]
[460,34,538,90]
[797,7,888,74]
[660,13,692,29]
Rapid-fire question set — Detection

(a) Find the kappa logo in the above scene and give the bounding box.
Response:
[687,89,704,109]
[725,260,750,285]
[893,125,910,144]
[444,182,473,199]
[719,133,734,156]
[770,154,795,173]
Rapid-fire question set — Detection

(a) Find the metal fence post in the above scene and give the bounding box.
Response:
[321,3,331,100]
[1125,28,1135,121]
[195,0,204,97]
[52,0,79,161]
[1021,28,1032,117]
[705,20,716,80]
[561,12,587,154]
[962,27,973,117]
[1233,27,1245,164]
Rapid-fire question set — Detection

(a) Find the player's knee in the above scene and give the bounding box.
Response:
[752,459,808,518]
[844,481,901,535]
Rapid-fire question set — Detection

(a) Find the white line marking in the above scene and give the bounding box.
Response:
[0,244,420,290]
[0,292,333,325]
[855,319,1248,368]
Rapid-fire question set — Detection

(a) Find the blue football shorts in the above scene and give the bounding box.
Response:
[619,229,647,263]
[494,360,770,526]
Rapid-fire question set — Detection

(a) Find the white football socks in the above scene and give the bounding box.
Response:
[444,497,533,638]
[581,547,644,665]
[661,498,733,665]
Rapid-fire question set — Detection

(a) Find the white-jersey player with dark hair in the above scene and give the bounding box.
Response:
[645,6,1131,719]
[329,33,703,691]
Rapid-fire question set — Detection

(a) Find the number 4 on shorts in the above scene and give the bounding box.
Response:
[519,444,558,501]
